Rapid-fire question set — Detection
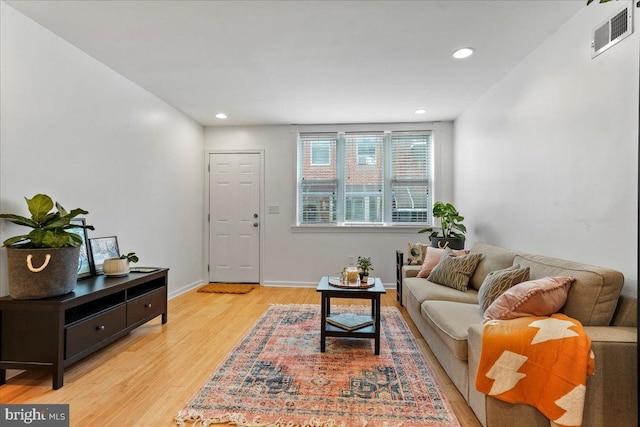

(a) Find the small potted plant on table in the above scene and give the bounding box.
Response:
[103,252,139,277]
[357,256,373,283]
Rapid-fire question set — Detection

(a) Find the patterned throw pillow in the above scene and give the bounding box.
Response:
[426,248,483,292]
[417,246,470,278]
[483,276,575,323]
[407,243,428,265]
[477,265,530,313]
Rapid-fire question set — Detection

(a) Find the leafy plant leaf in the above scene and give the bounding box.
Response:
[2,235,30,247]
[0,214,38,228]
[26,194,54,223]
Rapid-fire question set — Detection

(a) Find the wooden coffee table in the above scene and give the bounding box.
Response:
[316,276,386,355]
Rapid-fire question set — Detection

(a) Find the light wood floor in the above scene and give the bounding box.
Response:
[0,286,482,427]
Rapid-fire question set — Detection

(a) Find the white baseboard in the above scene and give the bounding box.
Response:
[168,279,205,300]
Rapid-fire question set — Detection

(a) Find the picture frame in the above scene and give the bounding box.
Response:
[89,236,120,274]
[69,218,94,278]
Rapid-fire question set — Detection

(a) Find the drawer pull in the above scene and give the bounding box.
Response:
[144,303,152,308]
[96,325,105,331]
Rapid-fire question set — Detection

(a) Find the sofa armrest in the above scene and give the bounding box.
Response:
[467,323,638,427]
[402,265,420,279]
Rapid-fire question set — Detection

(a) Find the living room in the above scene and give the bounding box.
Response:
[0,1,638,426]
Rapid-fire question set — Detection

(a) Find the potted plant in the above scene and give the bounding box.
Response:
[103,252,139,277]
[0,194,94,299]
[357,256,373,283]
[418,201,466,250]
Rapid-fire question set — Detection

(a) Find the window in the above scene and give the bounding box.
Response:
[356,139,377,165]
[298,133,338,223]
[390,132,432,223]
[311,141,330,165]
[297,129,432,225]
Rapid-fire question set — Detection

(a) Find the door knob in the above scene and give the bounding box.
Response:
[253,222,259,227]
[253,213,258,218]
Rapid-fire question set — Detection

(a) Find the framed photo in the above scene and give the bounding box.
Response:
[89,236,120,274]
[70,218,94,278]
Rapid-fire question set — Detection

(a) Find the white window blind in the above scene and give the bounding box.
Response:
[345,133,384,222]
[390,131,432,223]
[298,133,338,223]
[311,141,331,165]
[297,128,432,225]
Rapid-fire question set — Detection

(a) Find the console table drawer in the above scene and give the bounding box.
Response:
[127,288,165,326]
[66,304,126,359]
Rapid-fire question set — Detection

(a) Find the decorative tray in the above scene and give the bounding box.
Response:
[328,276,375,289]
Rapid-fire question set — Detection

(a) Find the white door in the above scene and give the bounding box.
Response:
[209,152,260,283]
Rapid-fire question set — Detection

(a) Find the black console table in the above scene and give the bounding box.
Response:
[0,268,168,389]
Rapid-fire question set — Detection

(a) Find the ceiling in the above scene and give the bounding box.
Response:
[5,1,585,127]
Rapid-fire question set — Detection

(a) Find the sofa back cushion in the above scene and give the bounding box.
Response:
[611,294,637,327]
[469,243,517,291]
[514,253,623,326]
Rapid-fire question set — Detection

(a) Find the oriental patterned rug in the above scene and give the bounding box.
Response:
[175,304,460,427]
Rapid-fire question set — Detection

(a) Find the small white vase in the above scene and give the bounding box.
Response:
[102,258,130,276]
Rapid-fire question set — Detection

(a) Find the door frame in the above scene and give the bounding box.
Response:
[204,149,265,284]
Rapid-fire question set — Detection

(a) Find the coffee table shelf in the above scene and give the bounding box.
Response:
[316,276,386,355]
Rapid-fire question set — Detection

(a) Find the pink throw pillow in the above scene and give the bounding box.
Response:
[417,246,469,278]
[482,276,575,323]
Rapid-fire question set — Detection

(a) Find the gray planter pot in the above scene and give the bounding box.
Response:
[7,246,80,299]
[431,237,465,250]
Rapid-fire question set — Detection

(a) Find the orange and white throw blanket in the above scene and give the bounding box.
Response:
[476,314,595,427]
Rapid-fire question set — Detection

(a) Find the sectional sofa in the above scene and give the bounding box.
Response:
[400,243,637,427]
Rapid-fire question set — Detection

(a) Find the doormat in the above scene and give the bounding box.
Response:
[175,304,460,427]
[197,283,257,294]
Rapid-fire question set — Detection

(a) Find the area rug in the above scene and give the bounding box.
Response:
[175,304,460,427]
[197,283,257,294]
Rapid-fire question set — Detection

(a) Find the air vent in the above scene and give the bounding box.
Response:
[592,6,633,58]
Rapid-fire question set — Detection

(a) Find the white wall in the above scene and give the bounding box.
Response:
[0,2,206,297]
[454,2,639,296]
[204,123,454,286]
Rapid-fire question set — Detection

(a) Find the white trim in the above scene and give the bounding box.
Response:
[291,224,428,233]
[296,122,435,133]
[168,279,205,300]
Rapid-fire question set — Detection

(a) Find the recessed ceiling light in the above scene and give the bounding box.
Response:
[414,109,427,115]
[452,47,474,59]
[215,113,227,119]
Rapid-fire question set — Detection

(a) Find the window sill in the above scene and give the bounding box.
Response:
[291,224,430,233]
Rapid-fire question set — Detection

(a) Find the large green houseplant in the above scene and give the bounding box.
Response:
[418,201,466,250]
[0,194,93,299]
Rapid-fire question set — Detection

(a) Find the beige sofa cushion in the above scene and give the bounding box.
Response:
[404,277,479,305]
[612,295,637,327]
[422,300,484,361]
[514,253,623,326]
[469,243,517,291]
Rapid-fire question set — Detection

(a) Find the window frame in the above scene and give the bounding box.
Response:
[295,124,435,228]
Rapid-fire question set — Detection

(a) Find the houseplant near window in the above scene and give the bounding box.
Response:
[418,201,466,250]
[0,194,94,299]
